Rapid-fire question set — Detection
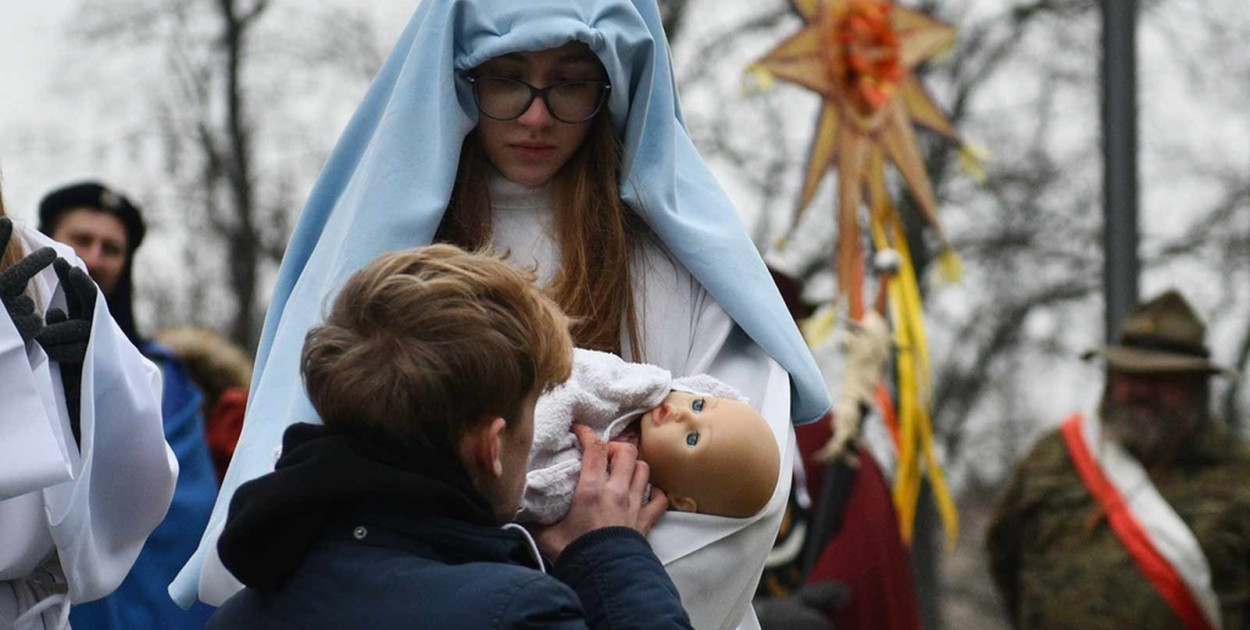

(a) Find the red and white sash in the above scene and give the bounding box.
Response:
[1060,412,1223,630]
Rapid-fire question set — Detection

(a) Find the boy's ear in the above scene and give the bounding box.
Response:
[670,496,698,513]
[463,416,508,478]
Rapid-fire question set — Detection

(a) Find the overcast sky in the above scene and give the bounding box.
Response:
[1,0,82,217]
[0,0,415,221]
[1,1,76,122]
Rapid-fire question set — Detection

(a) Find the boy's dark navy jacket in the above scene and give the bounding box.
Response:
[205,423,693,629]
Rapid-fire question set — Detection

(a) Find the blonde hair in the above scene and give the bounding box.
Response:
[437,112,645,359]
[301,244,573,449]
[155,326,254,402]
[0,183,22,273]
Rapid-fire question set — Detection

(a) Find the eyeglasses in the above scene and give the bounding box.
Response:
[466,75,611,124]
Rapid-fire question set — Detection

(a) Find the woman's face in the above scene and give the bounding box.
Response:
[473,42,606,187]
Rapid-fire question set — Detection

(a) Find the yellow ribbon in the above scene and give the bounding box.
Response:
[865,190,959,548]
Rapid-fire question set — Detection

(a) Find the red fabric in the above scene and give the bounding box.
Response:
[796,416,921,630]
[206,387,249,483]
[874,382,901,451]
[1059,414,1215,630]
[767,267,815,321]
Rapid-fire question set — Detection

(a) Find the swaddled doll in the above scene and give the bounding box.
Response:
[520,348,780,524]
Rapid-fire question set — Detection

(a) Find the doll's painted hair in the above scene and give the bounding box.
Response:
[437,108,646,360]
[300,244,573,449]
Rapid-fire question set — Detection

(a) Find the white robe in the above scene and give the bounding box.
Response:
[0,223,177,630]
[492,178,793,630]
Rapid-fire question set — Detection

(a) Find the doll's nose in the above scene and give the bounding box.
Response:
[652,402,674,426]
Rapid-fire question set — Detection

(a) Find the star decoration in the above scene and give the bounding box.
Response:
[753,0,958,318]
[751,0,963,546]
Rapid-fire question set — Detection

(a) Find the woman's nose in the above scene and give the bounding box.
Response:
[517,95,555,127]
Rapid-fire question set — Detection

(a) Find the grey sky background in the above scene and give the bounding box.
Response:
[1,0,81,214]
[0,0,413,219]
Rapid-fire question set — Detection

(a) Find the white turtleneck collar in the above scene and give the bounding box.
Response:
[487,168,554,211]
[486,168,559,287]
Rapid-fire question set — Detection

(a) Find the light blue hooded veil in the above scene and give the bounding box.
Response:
[173,0,830,605]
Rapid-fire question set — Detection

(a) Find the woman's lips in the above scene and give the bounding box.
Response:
[511,143,555,158]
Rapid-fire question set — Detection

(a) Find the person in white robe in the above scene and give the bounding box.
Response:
[0,216,176,630]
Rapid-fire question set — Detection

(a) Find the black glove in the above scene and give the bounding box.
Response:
[755,581,851,630]
[34,258,99,450]
[36,258,97,363]
[0,217,56,344]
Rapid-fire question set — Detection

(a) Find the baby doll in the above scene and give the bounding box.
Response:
[519,348,780,524]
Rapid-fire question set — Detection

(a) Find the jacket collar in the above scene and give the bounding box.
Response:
[219,423,499,589]
[334,509,545,571]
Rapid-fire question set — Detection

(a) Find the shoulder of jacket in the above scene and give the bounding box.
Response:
[475,564,582,627]
[1020,429,1069,470]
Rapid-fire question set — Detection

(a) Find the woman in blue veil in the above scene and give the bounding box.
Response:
[174,1,830,627]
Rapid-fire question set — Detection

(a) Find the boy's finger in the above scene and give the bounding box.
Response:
[572,423,601,450]
[605,441,638,489]
[629,459,651,500]
[572,424,608,482]
[638,486,669,534]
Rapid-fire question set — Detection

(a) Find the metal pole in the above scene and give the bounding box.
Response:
[1102,0,1140,341]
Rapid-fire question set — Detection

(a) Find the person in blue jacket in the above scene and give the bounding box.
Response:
[206,245,691,629]
[38,181,219,629]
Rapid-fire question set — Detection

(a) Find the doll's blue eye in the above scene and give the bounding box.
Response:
[692,398,705,412]
[686,432,700,447]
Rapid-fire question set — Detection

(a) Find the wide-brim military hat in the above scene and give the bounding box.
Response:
[1085,289,1235,377]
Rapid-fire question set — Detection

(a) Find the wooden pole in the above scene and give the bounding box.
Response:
[1101,0,1140,341]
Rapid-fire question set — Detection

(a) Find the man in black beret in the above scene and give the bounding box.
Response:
[38,181,146,345]
[38,181,220,629]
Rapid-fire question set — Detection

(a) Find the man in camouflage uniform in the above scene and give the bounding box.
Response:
[986,289,1250,630]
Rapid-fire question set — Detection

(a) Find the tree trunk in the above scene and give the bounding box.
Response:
[217,0,267,347]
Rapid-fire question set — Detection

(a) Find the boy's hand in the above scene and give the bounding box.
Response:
[532,424,669,561]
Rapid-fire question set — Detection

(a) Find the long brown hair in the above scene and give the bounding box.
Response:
[436,112,645,358]
[0,182,22,273]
